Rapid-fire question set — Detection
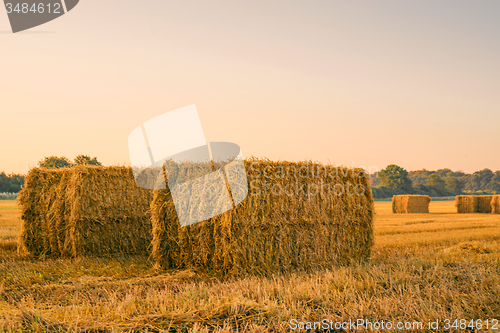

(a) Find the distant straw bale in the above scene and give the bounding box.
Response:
[151,159,374,277]
[455,195,478,213]
[456,195,497,214]
[491,196,500,214]
[392,195,431,214]
[477,195,494,213]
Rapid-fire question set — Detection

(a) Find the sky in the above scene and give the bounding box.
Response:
[1,1,499,175]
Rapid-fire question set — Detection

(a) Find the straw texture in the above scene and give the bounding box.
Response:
[455,195,499,214]
[491,196,500,214]
[151,159,374,277]
[18,166,153,257]
[392,195,431,214]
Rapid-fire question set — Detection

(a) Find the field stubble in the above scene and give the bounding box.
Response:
[0,200,499,332]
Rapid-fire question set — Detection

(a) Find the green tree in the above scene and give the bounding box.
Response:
[445,176,464,194]
[74,155,102,166]
[427,174,446,191]
[435,168,453,179]
[408,169,434,185]
[469,169,494,191]
[38,156,72,169]
[378,165,413,192]
[0,172,26,193]
[0,172,9,192]
[486,171,500,193]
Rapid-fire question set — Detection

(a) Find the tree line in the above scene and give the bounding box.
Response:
[0,155,102,194]
[0,172,24,193]
[3,158,499,199]
[371,164,500,199]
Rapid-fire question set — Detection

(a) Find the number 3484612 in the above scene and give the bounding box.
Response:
[5,3,62,14]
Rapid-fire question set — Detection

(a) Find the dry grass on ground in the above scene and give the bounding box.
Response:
[0,200,499,332]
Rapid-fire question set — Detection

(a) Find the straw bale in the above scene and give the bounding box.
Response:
[477,195,494,213]
[151,159,374,277]
[63,166,153,257]
[392,195,431,214]
[455,195,496,213]
[18,168,66,256]
[491,196,500,214]
[18,166,152,257]
[455,195,478,213]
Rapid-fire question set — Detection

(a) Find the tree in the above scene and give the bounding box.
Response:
[0,172,25,193]
[445,176,464,194]
[0,172,10,192]
[486,171,500,193]
[74,155,102,166]
[469,169,494,191]
[427,174,446,191]
[378,165,413,192]
[38,156,72,169]
[408,169,433,185]
[435,168,453,179]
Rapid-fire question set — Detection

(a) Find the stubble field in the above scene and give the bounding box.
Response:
[0,200,499,332]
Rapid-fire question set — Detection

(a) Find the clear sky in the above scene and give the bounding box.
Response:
[1,1,499,174]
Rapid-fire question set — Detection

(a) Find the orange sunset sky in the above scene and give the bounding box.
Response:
[1,1,499,175]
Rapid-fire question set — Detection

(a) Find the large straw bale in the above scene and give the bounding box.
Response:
[151,159,374,277]
[392,195,431,214]
[18,166,153,257]
[46,172,70,256]
[62,166,153,257]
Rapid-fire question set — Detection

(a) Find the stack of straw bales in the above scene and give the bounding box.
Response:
[151,159,374,277]
[392,195,431,214]
[456,195,500,214]
[18,166,152,257]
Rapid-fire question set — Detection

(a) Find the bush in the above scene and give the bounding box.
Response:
[0,193,18,200]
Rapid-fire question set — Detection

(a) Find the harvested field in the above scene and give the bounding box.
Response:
[1,200,499,332]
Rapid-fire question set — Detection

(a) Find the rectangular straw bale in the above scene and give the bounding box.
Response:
[17,168,66,256]
[455,195,478,213]
[455,195,496,213]
[491,196,500,214]
[18,166,153,258]
[46,172,70,256]
[392,195,431,214]
[63,166,153,257]
[151,159,374,277]
[477,195,494,213]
